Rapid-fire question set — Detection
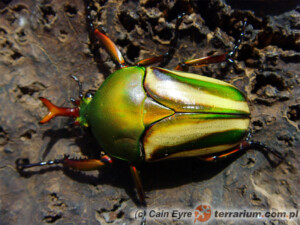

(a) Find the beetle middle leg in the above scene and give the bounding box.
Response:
[134,13,185,67]
[16,154,112,173]
[174,20,247,71]
[16,155,147,204]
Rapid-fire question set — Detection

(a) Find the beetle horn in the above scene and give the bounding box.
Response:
[39,97,80,124]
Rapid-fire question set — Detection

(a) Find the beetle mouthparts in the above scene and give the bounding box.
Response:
[39,97,80,124]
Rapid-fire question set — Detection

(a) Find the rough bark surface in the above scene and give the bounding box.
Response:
[0,0,299,224]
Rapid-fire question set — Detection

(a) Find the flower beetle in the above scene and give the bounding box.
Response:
[16,13,283,206]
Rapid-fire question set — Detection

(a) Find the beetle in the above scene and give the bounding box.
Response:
[16,12,283,206]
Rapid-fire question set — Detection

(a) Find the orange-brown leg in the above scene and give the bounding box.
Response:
[85,3,126,68]
[93,29,127,68]
[174,53,228,71]
[130,165,146,206]
[16,154,112,172]
[199,140,285,162]
[134,54,169,67]
[39,75,84,124]
[39,97,80,124]
[198,148,240,162]
[175,20,247,71]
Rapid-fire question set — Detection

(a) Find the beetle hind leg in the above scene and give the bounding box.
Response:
[199,140,286,163]
[198,148,241,162]
[130,165,146,206]
[241,140,286,161]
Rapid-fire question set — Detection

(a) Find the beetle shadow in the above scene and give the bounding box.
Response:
[136,148,286,193]
[40,127,79,160]
[138,153,243,190]
[17,126,238,205]
[41,126,101,160]
[57,155,244,206]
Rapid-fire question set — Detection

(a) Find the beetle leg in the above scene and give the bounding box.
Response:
[226,19,247,63]
[199,140,285,162]
[16,154,112,172]
[85,3,126,68]
[93,29,127,68]
[62,155,113,171]
[134,13,185,67]
[39,97,80,124]
[174,53,228,71]
[198,148,240,162]
[134,54,169,67]
[175,20,247,71]
[39,76,83,124]
[130,165,146,206]
[241,140,286,160]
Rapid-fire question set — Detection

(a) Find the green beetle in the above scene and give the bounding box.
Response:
[16,14,282,205]
[79,66,250,162]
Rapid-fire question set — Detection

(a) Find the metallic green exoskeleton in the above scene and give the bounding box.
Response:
[78,66,250,162]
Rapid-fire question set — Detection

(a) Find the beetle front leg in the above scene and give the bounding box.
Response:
[130,165,146,206]
[16,154,112,172]
[85,4,126,68]
[93,29,127,68]
[39,97,80,124]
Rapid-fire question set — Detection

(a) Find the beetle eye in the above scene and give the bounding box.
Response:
[85,92,93,98]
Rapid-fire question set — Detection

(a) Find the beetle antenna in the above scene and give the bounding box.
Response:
[226,19,247,63]
[70,75,83,99]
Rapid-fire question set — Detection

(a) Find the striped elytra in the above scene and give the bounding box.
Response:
[84,66,250,162]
